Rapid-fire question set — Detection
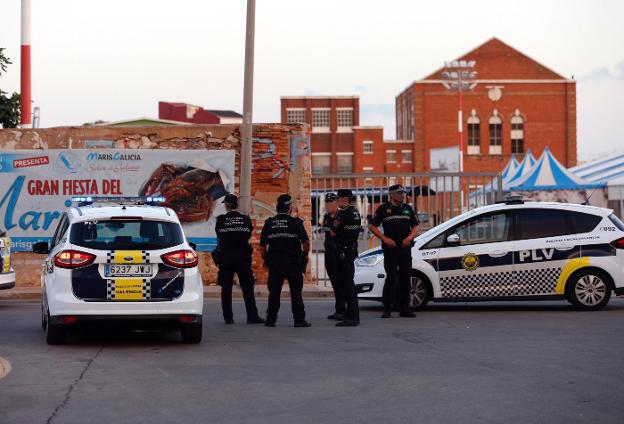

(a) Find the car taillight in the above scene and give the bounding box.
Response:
[161,250,198,268]
[54,250,96,269]
[610,237,624,249]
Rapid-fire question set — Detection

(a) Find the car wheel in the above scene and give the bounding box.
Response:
[409,271,431,311]
[566,269,612,311]
[181,324,203,344]
[45,310,66,345]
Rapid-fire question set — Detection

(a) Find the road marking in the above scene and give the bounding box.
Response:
[0,356,11,379]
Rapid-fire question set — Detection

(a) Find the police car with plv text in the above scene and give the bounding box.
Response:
[32,196,204,344]
[355,197,624,311]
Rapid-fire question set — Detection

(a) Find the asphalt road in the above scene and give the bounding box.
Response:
[1,299,624,424]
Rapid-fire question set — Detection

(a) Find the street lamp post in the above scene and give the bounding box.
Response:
[239,0,256,214]
[441,60,477,172]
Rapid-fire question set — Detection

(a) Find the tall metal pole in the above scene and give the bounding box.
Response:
[239,0,256,214]
[20,0,32,128]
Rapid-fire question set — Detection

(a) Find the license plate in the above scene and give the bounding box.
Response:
[105,264,153,277]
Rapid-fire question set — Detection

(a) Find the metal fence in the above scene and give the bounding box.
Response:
[311,172,503,286]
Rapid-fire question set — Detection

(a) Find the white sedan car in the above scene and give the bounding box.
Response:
[355,199,624,311]
[33,197,204,344]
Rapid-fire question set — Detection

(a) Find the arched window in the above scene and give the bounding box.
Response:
[511,114,524,154]
[489,114,502,155]
[467,114,480,155]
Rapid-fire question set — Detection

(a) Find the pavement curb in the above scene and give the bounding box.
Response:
[0,285,336,302]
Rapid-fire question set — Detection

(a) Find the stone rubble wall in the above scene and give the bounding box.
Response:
[0,123,311,287]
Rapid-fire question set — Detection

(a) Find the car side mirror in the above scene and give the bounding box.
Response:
[446,234,460,247]
[188,242,197,251]
[32,241,50,254]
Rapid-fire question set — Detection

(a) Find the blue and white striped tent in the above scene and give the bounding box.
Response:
[504,149,536,188]
[501,154,520,182]
[570,153,624,184]
[510,147,604,191]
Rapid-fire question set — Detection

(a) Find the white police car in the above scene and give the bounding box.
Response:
[0,231,15,290]
[33,197,204,344]
[355,199,624,311]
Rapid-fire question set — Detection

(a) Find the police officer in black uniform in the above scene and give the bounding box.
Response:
[215,194,265,325]
[260,194,311,328]
[332,189,362,327]
[322,192,346,320]
[369,184,419,318]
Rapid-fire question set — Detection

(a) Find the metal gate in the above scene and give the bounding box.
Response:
[311,172,503,286]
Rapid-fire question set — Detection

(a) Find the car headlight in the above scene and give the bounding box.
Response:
[355,253,383,267]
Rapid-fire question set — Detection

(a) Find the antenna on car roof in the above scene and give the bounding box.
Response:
[582,188,599,206]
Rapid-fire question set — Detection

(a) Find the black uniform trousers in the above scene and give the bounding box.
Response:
[382,246,412,311]
[325,247,346,315]
[335,253,359,322]
[218,252,260,321]
[266,257,305,322]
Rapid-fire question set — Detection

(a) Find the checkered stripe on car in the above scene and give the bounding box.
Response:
[143,279,151,299]
[106,280,115,300]
[515,267,562,295]
[440,272,515,298]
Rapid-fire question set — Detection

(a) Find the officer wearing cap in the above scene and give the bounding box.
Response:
[369,184,419,318]
[332,189,362,327]
[260,194,312,328]
[215,194,265,325]
[322,192,346,320]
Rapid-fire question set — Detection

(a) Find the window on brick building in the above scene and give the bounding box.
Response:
[312,109,330,132]
[467,115,481,155]
[363,141,373,154]
[402,150,412,163]
[337,154,353,174]
[489,114,503,155]
[363,167,374,173]
[286,108,306,124]
[311,155,331,174]
[337,109,353,131]
[387,150,396,163]
[511,114,525,154]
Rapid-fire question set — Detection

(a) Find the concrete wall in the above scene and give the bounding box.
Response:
[0,123,311,287]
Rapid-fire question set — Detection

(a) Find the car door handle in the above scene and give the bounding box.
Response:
[488,250,508,258]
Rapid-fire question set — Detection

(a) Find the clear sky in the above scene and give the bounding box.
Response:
[0,0,622,162]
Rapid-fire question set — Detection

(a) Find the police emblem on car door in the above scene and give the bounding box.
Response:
[437,212,514,298]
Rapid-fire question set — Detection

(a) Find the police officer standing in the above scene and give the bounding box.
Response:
[332,189,362,327]
[322,192,346,320]
[368,184,419,318]
[215,194,265,325]
[260,194,312,328]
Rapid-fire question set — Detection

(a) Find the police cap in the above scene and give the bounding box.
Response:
[336,189,353,198]
[324,192,338,202]
[389,184,407,194]
[222,193,239,207]
[277,194,293,206]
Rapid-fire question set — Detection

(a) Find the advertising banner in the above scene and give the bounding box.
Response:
[0,149,235,251]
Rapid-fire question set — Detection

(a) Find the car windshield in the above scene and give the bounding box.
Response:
[69,219,184,250]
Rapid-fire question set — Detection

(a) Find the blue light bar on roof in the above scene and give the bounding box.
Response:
[70,196,167,205]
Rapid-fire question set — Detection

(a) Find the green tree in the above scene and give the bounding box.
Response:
[0,48,21,128]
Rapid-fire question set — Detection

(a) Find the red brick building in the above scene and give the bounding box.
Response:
[280,96,362,175]
[396,38,577,173]
[280,96,414,182]
[159,101,243,125]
